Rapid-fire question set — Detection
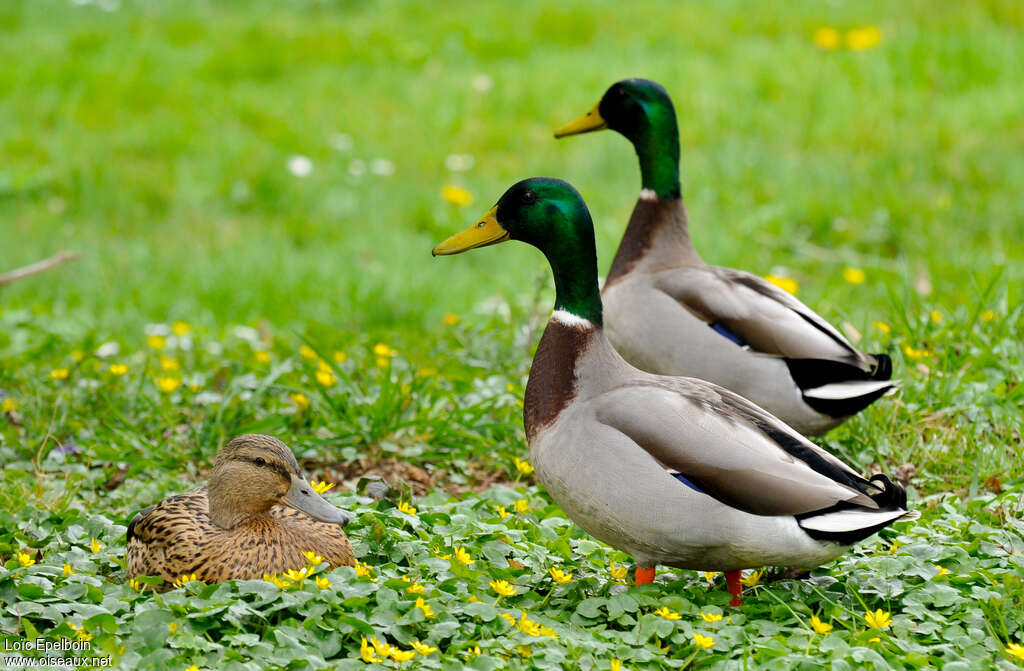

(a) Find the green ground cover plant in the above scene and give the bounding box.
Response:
[2,0,1022,668]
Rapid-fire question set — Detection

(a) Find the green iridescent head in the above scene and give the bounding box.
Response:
[555,78,681,199]
[433,178,603,325]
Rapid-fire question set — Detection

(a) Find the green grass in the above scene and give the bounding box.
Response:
[1,0,1023,668]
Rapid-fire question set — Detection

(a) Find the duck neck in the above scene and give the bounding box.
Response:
[541,225,604,328]
[631,110,681,200]
[208,476,273,530]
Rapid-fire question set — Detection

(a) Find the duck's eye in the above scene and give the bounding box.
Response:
[254,457,266,466]
[477,221,485,228]
[521,191,536,204]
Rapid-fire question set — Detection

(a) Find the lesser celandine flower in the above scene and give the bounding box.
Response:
[454,546,473,565]
[763,274,798,295]
[303,551,325,565]
[693,633,715,650]
[391,649,416,662]
[17,552,35,567]
[810,615,833,634]
[405,581,425,594]
[1,398,15,413]
[703,571,718,583]
[700,611,723,623]
[360,637,380,663]
[373,343,396,358]
[299,345,317,360]
[353,561,375,579]
[168,622,178,633]
[442,312,460,326]
[185,666,199,671]
[930,310,943,323]
[441,185,473,206]
[147,335,166,350]
[496,505,509,519]
[333,350,347,363]
[514,457,534,475]
[813,27,841,50]
[519,612,541,636]
[414,597,435,618]
[109,363,128,376]
[864,608,892,629]
[310,480,333,494]
[173,573,201,588]
[933,565,949,578]
[50,368,70,380]
[490,579,517,597]
[499,612,516,627]
[513,499,529,514]
[128,578,142,591]
[1006,642,1024,660]
[254,350,271,363]
[410,641,437,655]
[157,377,181,393]
[290,392,310,409]
[609,561,627,582]
[842,267,866,285]
[741,569,763,587]
[981,309,996,322]
[846,26,882,50]
[903,344,930,360]
[315,370,337,386]
[396,501,417,515]
[654,607,681,620]
[549,567,573,584]
[171,321,190,336]
[64,564,75,577]
[263,573,292,589]
[283,567,313,582]
[89,538,102,554]
[874,321,891,334]
[160,356,179,371]
[610,660,623,671]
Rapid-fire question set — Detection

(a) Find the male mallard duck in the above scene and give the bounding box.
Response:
[433,178,915,604]
[554,79,895,435]
[126,434,354,588]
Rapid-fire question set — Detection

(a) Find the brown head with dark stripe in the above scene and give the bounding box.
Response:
[207,434,349,529]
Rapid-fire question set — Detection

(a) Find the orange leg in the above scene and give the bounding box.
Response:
[635,566,656,585]
[725,569,743,606]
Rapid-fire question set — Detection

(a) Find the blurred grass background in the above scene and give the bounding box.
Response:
[2,0,1020,343]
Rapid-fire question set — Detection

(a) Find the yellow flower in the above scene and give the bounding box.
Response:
[290,392,310,409]
[173,573,200,588]
[299,345,317,359]
[89,538,102,554]
[354,561,375,580]
[410,641,438,655]
[902,344,930,360]
[741,569,764,587]
[442,312,460,326]
[653,640,669,654]
[147,335,166,350]
[71,350,85,362]
[315,369,337,386]
[499,612,517,627]
[467,595,480,603]
[254,350,271,363]
[609,561,628,582]
[703,571,719,583]
[1,398,15,413]
[76,630,92,643]
[160,356,179,371]
[549,567,573,584]
[416,367,437,378]
[846,25,882,51]
[763,274,798,295]
[519,612,541,636]
[810,615,833,634]
[108,363,128,376]
[930,309,943,323]
[538,625,558,639]
[17,552,35,567]
[842,267,866,285]
[454,546,474,565]
[693,633,715,650]
[283,567,313,582]
[1006,642,1024,660]
[434,546,452,560]
[310,480,334,494]
[517,644,532,657]
[415,597,435,618]
[302,551,325,565]
[168,622,178,633]
[513,499,529,514]
[873,321,891,334]
[981,309,996,322]
[654,607,681,620]
[64,564,75,577]
[865,608,892,629]
[869,636,881,643]
[263,573,293,589]
[611,661,623,671]
[391,648,416,662]
[405,581,425,594]
[496,505,509,519]
[370,636,396,658]
[50,368,70,380]
[513,457,534,475]
[490,579,517,597]
[700,611,723,623]
[464,645,482,656]
[373,343,397,357]
[128,578,141,591]
[813,26,841,50]
[171,321,190,336]
[360,637,381,663]
[397,500,417,515]
[333,350,347,363]
[185,666,199,671]
[157,377,181,393]
[441,184,473,206]
[890,542,901,554]
[933,565,949,579]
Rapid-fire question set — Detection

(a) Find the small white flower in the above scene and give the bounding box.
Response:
[287,155,314,177]
[167,335,192,351]
[95,342,120,359]
[472,74,493,92]
[445,154,475,172]
[206,342,224,356]
[348,159,366,177]
[231,326,260,343]
[329,133,353,151]
[144,323,171,337]
[369,159,395,176]
[193,391,223,406]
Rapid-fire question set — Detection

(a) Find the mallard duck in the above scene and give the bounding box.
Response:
[126,434,354,588]
[433,178,915,604]
[554,78,895,435]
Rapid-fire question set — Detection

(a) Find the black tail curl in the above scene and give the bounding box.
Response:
[870,353,893,381]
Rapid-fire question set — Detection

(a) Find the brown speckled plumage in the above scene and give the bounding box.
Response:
[126,435,354,588]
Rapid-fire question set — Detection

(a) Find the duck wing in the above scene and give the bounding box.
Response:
[592,377,894,517]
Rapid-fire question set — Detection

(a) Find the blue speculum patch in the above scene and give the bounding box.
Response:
[710,323,745,346]
[673,472,703,493]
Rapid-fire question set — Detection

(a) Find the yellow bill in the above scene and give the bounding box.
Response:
[553,102,607,138]
[432,206,510,256]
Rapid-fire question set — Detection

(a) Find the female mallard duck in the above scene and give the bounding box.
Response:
[126,434,354,588]
[554,79,895,435]
[433,178,915,604]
